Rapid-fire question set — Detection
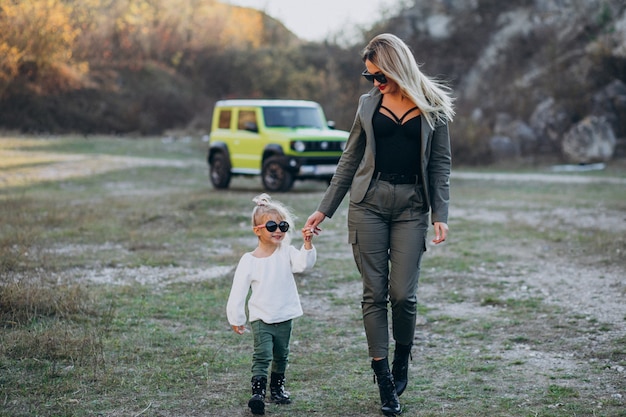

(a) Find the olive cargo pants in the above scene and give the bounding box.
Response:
[348,179,429,358]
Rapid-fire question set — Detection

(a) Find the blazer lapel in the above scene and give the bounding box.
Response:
[361,88,381,155]
[420,113,433,158]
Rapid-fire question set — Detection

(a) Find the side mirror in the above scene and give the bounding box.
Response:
[327,120,336,130]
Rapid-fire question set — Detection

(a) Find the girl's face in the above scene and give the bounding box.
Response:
[364,59,399,95]
[254,215,288,245]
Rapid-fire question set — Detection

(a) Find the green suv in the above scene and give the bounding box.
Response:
[207,99,348,192]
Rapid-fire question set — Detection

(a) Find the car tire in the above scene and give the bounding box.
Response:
[210,152,232,189]
[262,156,294,192]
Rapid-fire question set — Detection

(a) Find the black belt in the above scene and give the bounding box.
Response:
[375,172,418,184]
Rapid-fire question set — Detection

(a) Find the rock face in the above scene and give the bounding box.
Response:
[529,98,570,154]
[591,80,626,139]
[562,116,616,163]
[490,113,537,159]
[386,0,626,163]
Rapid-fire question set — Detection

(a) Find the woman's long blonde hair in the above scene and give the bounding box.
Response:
[362,33,455,129]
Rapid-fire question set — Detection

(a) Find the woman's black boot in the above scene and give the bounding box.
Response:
[269,372,291,404]
[392,343,412,396]
[248,375,267,415]
[371,358,402,416]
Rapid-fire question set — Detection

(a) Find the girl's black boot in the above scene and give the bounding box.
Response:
[392,343,412,396]
[248,375,267,415]
[269,372,291,404]
[371,358,402,416]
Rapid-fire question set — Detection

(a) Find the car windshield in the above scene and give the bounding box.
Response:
[262,106,324,129]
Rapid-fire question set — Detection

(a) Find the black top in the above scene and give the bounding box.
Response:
[373,103,422,176]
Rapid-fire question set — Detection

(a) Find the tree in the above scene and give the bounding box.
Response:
[0,0,86,94]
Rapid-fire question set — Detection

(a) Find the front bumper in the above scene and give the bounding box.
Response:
[284,156,341,178]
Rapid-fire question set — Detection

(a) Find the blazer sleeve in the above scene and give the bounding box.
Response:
[427,120,451,224]
[317,95,368,218]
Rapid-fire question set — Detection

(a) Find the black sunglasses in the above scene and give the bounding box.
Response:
[361,70,388,84]
[256,220,289,233]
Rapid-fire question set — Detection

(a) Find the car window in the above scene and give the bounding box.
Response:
[238,110,258,131]
[263,107,323,129]
[218,109,232,129]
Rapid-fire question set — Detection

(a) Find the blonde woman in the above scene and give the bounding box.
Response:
[305,33,454,416]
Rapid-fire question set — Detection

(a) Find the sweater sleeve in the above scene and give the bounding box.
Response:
[289,245,317,274]
[226,254,252,326]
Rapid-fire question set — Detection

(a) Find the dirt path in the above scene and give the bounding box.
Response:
[452,171,626,184]
[0,148,191,188]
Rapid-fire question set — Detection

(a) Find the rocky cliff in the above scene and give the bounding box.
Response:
[382,0,626,163]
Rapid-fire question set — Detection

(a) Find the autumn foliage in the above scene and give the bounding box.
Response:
[0,0,360,134]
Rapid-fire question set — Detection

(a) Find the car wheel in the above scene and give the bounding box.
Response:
[262,157,294,192]
[210,152,231,189]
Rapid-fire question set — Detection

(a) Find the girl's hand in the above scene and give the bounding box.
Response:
[302,227,314,242]
[232,325,245,334]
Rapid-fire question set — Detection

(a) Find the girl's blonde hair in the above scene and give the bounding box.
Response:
[251,193,295,245]
[362,33,455,129]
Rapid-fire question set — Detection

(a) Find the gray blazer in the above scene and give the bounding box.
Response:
[318,87,451,224]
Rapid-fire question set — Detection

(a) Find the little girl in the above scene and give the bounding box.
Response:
[227,193,316,416]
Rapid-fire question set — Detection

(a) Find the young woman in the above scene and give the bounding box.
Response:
[305,33,455,416]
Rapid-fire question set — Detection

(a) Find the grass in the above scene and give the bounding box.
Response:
[1,135,625,416]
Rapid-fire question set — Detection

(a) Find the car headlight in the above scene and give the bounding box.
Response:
[293,141,306,152]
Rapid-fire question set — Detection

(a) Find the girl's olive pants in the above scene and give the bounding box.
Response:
[250,319,292,377]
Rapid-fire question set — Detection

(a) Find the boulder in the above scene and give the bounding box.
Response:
[591,79,626,137]
[494,113,538,156]
[489,135,520,160]
[529,97,571,153]
[562,116,616,163]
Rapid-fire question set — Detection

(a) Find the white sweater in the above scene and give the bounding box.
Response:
[226,243,316,326]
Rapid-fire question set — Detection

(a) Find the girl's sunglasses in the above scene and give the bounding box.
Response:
[256,220,289,233]
[361,70,388,84]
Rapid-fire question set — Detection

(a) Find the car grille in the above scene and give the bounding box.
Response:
[291,141,345,152]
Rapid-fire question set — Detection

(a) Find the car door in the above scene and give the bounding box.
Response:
[230,108,264,173]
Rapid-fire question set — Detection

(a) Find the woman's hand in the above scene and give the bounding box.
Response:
[232,325,245,334]
[432,222,448,244]
[304,211,325,236]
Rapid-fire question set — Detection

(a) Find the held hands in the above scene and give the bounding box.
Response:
[302,211,324,249]
[304,211,325,236]
[432,222,449,244]
[232,325,245,335]
[302,227,314,244]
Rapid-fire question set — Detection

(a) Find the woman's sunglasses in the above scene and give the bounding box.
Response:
[361,70,388,84]
[255,220,290,233]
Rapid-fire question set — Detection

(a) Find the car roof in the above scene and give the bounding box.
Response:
[215,99,320,108]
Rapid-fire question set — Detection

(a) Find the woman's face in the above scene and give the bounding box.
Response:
[364,59,399,95]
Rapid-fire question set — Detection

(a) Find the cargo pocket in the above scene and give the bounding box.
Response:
[349,230,363,274]
[411,184,428,214]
